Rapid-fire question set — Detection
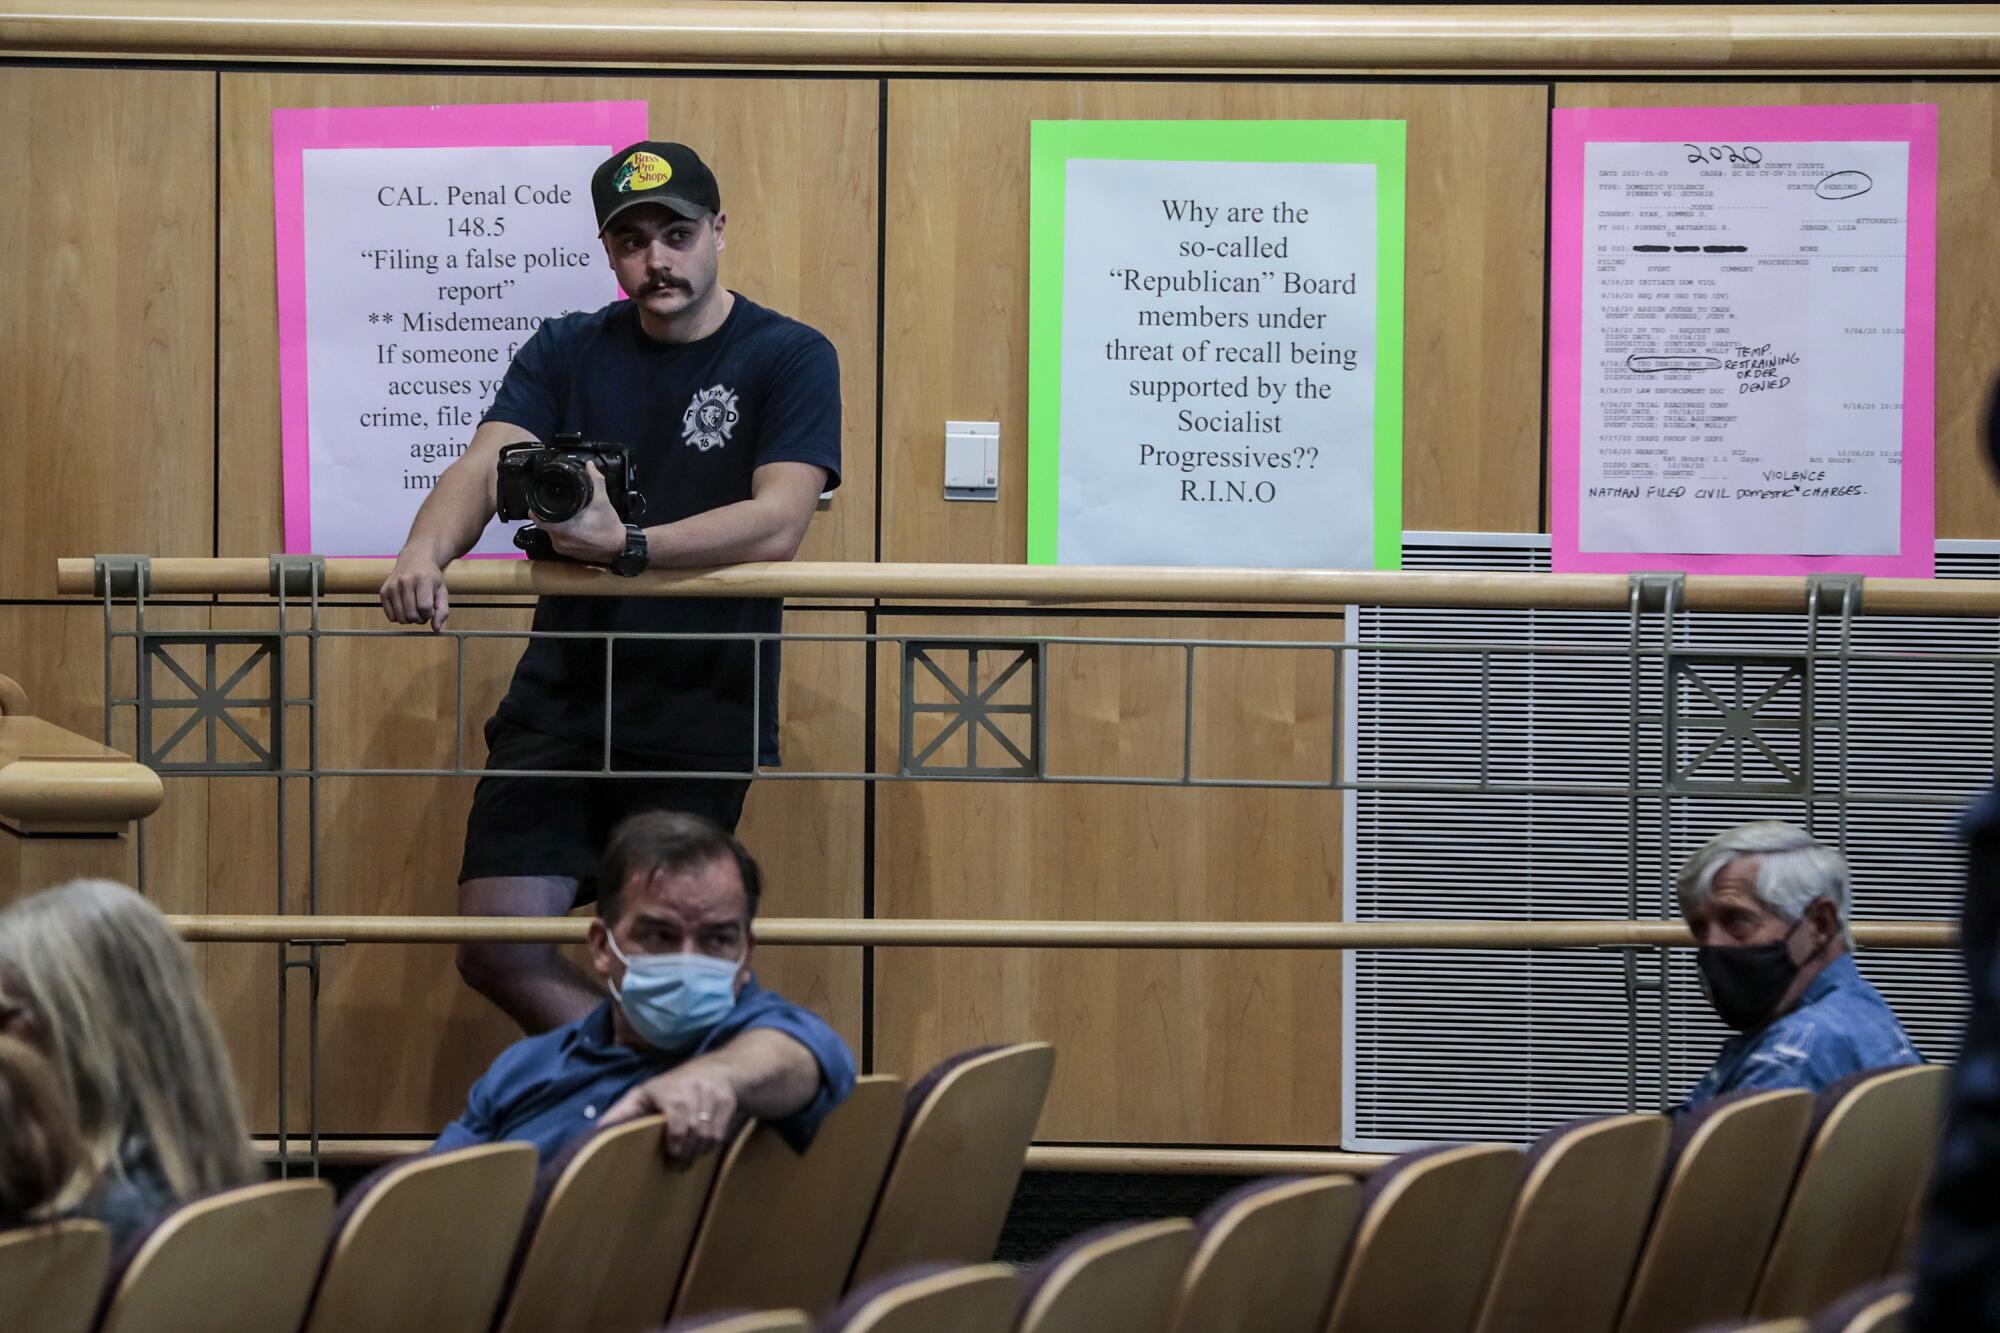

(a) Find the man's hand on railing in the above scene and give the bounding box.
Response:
[380,551,451,631]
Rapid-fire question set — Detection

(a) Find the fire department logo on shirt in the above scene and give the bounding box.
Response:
[682,384,740,452]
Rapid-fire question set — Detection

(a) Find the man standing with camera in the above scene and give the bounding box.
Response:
[379,141,839,1033]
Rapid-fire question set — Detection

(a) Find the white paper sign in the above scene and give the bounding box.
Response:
[1576,140,1911,556]
[295,144,620,556]
[1055,158,1380,568]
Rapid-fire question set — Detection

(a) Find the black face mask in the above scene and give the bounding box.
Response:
[1697,919,1806,1033]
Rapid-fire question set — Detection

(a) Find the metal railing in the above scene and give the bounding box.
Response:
[64,555,1994,1168]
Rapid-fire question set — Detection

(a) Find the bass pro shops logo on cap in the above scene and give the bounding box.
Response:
[591,141,721,232]
[613,151,673,194]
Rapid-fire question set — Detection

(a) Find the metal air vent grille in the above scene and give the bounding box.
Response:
[1340,534,1992,1150]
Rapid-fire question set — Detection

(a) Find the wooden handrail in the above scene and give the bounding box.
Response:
[168,914,1958,949]
[1025,1146,1392,1176]
[0,716,163,833]
[55,556,2000,618]
[4,3,1999,73]
[250,1135,1397,1176]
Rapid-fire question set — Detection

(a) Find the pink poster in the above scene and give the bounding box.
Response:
[272,100,647,556]
[1550,104,1937,575]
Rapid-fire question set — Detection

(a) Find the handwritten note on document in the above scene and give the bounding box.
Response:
[1551,104,1936,575]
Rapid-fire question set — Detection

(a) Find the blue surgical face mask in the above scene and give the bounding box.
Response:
[605,933,742,1051]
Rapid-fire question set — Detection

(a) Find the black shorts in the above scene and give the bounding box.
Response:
[458,715,751,903]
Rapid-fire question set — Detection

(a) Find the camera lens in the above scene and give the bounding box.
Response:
[528,458,590,523]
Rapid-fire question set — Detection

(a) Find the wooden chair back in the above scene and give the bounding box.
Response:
[1615,1089,1816,1333]
[820,1263,1017,1333]
[490,1112,724,1328]
[1322,1143,1525,1333]
[0,1219,107,1333]
[494,1115,722,1333]
[301,1141,537,1333]
[847,1042,1055,1286]
[1472,1113,1672,1333]
[1017,1218,1195,1333]
[1168,1174,1363,1333]
[670,1075,907,1320]
[1886,1188,1926,1276]
[660,1312,811,1333]
[1808,1278,1912,1333]
[97,1179,333,1333]
[1752,1065,1950,1319]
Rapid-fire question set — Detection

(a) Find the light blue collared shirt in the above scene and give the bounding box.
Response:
[434,979,855,1162]
[1676,952,1921,1115]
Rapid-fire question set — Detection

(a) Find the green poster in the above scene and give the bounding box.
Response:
[1028,120,1404,569]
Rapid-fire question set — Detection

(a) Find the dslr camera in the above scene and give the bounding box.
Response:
[496,433,646,526]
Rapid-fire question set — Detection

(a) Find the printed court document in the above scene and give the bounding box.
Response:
[1551,105,1935,575]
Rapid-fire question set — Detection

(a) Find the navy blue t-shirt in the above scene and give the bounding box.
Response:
[483,294,841,765]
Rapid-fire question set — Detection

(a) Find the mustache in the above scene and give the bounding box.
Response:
[642,276,689,295]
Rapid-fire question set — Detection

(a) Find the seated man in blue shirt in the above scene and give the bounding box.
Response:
[436,810,855,1163]
[1675,820,1920,1114]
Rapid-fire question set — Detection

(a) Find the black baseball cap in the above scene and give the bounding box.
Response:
[590,141,721,233]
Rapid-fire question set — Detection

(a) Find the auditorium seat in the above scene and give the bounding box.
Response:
[658,1312,810,1333]
[0,1219,107,1333]
[1014,1217,1194,1333]
[301,1141,536,1333]
[669,1075,907,1320]
[1750,1065,1950,1319]
[1470,1113,1672,1333]
[1614,1089,1816,1333]
[1885,1188,1925,1275]
[1321,1143,1525,1333]
[95,1178,332,1333]
[847,1041,1056,1287]
[494,1114,721,1333]
[818,1263,1018,1333]
[1166,1174,1361,1333]
[1808,1277,1912,1333]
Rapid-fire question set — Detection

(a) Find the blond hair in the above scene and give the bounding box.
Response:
[0,1034,94,1225]
[0,880,257,1200]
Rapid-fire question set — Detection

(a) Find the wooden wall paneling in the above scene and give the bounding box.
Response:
[205,601,529,1132]
[1555,81,2000,540]
[881,80,1548,568]
[872,611,1339,1144]
[735,608,868,1060]
[216,73,879,564]
[0,833,136,909]
[0,69,216,597]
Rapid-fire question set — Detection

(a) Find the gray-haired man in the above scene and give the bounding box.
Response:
[1675,820,1920,1113]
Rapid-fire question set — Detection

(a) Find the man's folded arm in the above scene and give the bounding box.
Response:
[733,1007,857,1149]
[603,1005,857,1154]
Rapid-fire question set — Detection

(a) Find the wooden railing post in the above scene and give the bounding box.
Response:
[0,676,164,904]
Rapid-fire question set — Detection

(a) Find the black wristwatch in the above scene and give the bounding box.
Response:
[608,524,648,577]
